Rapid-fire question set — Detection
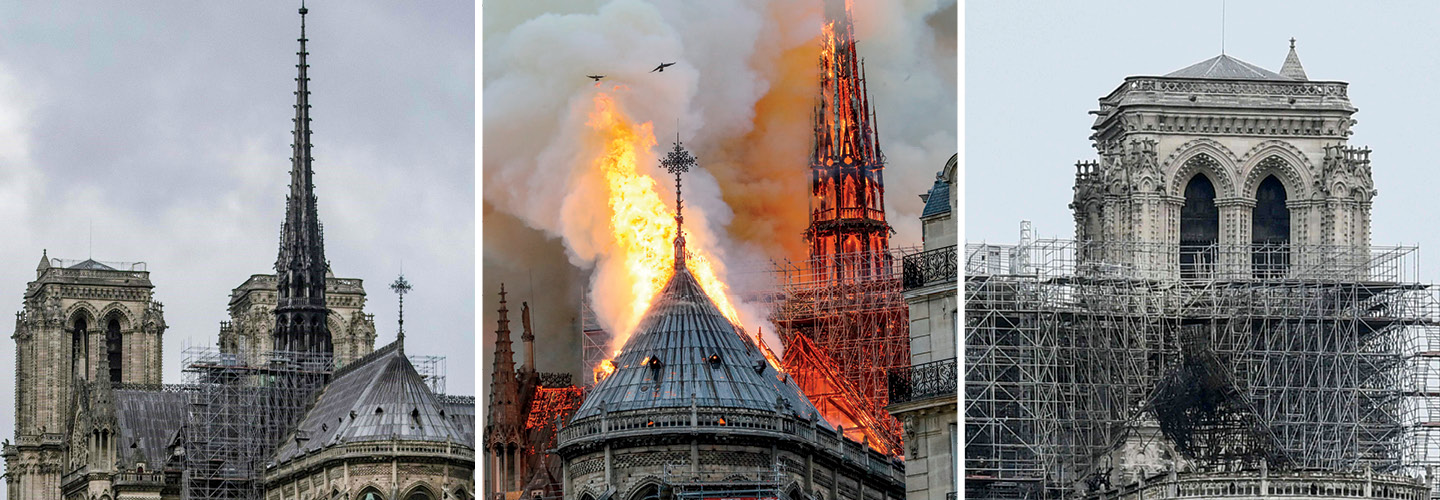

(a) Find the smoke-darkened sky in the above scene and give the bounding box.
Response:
[0,1,474,456]
[481,0,956,404]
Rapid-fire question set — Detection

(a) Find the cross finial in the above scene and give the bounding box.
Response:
[1289,37,1296,49]
[661,136,696,269]
[390,274,412,346]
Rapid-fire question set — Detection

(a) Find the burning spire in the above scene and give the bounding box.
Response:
[805,0,893,281]
[274,3,332,355]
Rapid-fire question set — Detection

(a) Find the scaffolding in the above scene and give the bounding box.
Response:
[181,346,333,500]
[409,354,447,394]
[580,292,611,386]
[964,239,1440,499]
[772,247,914,454]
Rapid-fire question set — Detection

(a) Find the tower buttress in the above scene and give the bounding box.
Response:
[273,4,332,355]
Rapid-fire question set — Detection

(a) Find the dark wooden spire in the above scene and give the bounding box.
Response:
[274,4,332,355]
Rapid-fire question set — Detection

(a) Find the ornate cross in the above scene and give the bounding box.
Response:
[660,137,696,268]
[390,274,412,342]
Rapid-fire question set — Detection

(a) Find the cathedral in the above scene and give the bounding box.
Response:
[966,41,1434,499]
[3,6,474,500]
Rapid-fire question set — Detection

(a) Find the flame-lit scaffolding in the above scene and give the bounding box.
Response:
[964,239,1440,499]
[772,247,913,454]
[580,291,612,386]
[181,346,333,500]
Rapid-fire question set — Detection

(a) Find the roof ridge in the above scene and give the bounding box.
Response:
[333,339,400,379]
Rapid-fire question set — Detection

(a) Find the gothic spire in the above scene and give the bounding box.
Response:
[274,3,332,355]
[486,284,522,442]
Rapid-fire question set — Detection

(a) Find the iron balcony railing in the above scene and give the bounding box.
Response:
[888,357,957,405]
[903,245,958,290]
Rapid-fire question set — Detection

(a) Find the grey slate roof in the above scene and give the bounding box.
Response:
[1165,54,1288,81]
[114,389,186,469]
[570,264,826,425]
[272,341,469,463]
[71,259,117,271]
[1280,45,1308,80]
[921,174,951,219]
[439,395,476,445]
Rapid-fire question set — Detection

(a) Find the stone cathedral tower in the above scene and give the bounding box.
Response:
[5,256,166,500]
[804,0,892,281]
[1071,41,1373,280]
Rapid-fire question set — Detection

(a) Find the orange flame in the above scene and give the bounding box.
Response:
[586,91,742,352]
[594,359,617,383]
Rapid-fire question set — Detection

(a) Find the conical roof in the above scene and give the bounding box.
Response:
[1280,39,1308,80]
[272,342,469,463]
[1165,54,1288,81]
[570,266,824,425]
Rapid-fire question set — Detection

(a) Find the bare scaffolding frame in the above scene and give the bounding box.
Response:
[964,239,1440,499]
[181,346,333,500]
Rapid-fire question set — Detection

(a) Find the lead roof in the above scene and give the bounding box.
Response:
[570,265,826,426]
[271,341,470,463]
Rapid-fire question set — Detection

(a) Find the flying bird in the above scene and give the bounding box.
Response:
[587,75,605,82]
[650,62,676,73]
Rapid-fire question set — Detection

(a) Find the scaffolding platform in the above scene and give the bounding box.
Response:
[965,240,1440,498]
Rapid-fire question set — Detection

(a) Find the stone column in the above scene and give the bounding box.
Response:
[1216,197,1254,279]
[513,446,522,492]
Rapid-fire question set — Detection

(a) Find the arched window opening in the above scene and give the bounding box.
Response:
[1252,175,1291,278]
[72,316,89,381]
[405,487,435,500]
[842,176,857,210]
[358,488,385,500]
[1180,174,1219,279]
[628,485,662,500]
[106,318,123,383]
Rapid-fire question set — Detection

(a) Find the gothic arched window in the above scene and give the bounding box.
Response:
[1252,174,1291,278]
[358,487,385,500]
[106,317,123,383]
[1180,173,1219,279]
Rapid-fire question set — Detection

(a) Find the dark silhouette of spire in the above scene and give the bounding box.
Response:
[274,3,332,355]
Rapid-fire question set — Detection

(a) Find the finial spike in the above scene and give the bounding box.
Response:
[661,135,696,270]
[389,274,412,347]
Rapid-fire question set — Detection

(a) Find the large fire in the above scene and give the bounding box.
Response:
[587,91,742,354]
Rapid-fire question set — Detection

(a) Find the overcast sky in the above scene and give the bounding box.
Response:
[968,1,1440,282]
[0,0,474,457]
